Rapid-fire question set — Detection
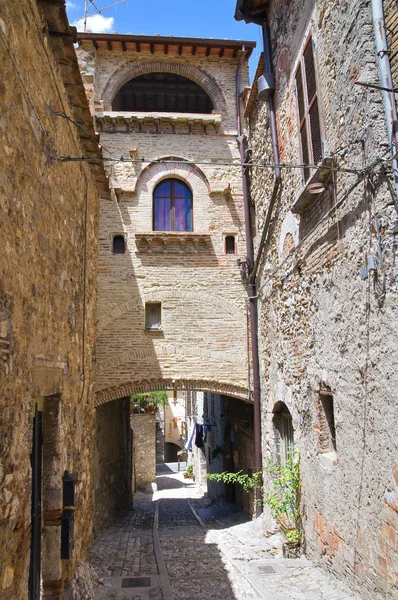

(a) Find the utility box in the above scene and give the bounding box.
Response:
[62,470,76,507]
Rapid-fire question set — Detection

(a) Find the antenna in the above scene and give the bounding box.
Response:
[81,0,128,32]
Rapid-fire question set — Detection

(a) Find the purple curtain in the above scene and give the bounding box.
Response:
[153,180,192,231]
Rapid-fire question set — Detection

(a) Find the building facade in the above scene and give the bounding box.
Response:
[76,33,255,408]
[0,1,108,598]
[237,0,398,598]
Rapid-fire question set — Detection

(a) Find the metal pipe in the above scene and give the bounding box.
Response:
[236,51,262,513]
[371,0,398,199]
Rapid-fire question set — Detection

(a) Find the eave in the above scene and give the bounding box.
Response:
[77,33,256,59]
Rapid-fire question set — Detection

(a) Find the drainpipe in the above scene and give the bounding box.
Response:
[236,50,262,514]
[371,0,398,200]
[251,22,282,282]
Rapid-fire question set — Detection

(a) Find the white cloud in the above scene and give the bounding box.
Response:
[73,14,115,33]
[66,1,77,8]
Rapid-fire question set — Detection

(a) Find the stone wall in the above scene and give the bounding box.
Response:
[132,413,156,489]
[0,0,106,597]
[76,39,253,406]
[245,0,398,597]
[93,398,132,531]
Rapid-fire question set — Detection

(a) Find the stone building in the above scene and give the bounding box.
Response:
[236,0,398,598]
[76,32,259,519]
[0,1,108,599]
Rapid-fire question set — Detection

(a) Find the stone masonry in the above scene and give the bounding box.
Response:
[0,0,108,598]
[76,34,256,406]
[242,0,398,598]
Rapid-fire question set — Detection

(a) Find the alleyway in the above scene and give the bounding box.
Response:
[88,464,362,600]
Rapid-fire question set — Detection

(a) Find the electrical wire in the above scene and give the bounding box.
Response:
[53,111,118,159]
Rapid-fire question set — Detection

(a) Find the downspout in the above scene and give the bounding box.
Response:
[236,48,262,513]
[371,0,398,199]
[251,22,282,282]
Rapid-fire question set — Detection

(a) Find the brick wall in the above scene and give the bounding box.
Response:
[245,0,398,598]
[76,41,253,406]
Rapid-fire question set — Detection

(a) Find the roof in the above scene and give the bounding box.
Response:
[234,0,269,23]
[38,0,109,198]
[244,53,264,118]
[77,33,256,59]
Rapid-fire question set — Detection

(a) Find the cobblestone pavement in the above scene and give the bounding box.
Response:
[88,464,363,600]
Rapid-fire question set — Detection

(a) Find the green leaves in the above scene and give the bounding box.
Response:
[206,451,302,544]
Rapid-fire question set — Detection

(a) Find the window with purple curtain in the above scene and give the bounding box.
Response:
[153,179,192,232]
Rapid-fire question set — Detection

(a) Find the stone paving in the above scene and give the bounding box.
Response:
[88,463,363,600]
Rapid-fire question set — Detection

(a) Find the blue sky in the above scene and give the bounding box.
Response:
[66,0,262,79]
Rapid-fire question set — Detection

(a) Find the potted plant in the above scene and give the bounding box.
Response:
[184,464,194,479]
[130,391,168,414]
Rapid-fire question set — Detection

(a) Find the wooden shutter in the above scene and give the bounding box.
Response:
[295,37,323,181]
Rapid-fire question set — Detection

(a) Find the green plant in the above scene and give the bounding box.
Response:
[206,452,301,544]
[185,464,194,477]
[130,391,168,413]
[207,470,261,493]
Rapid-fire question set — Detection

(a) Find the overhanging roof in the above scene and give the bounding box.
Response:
[234,0,269,23]
[77,33,256,59]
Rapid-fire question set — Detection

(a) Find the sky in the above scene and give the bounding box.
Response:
[66,0,262,79]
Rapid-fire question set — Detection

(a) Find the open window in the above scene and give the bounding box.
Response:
[145,302,161,330]
[112,235,126,254]
[112,73,214,114]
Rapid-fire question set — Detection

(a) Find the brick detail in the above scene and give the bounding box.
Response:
[95,378,249,407]
[102,60,226,112]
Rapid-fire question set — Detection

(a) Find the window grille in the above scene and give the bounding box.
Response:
[295,37,323,181]
[225,235,236,254]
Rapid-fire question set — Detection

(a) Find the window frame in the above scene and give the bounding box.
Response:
[294,34,324,182]
[152,178,193,232]
[144,302,162,331]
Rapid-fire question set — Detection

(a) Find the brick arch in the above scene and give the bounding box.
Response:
[135,157,211,195]
[102,61,226,113]
[95,377,249,407]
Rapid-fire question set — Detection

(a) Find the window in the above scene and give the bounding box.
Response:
[316,386,337,453]
[112,73,214,113]
[153,179,192,232]
[295,36,323,181]
[112,235,125,254]
[145,302,161,330]
[225,235,236,254]
[272,402,294,465]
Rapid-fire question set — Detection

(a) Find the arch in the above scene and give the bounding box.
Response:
[112,72,214,114]
[102,61,226,113]
[95,378,249,407]
[135,156,211,195]
[272,401,294,465]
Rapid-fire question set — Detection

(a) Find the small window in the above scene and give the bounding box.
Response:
[317,387,337,453]
[112,235,125,254]
[295,36,323,181]
[272,402,294,465]
[153,179,192,232]
[145,302,161,330]
[225,235,236,255]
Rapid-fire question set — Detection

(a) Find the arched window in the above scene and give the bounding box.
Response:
[112,235,125,254]
[272,402,294,465]
[153,179,193,232]
[112,73,214,114]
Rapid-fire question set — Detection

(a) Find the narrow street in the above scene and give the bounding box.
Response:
[88,465,361,600]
